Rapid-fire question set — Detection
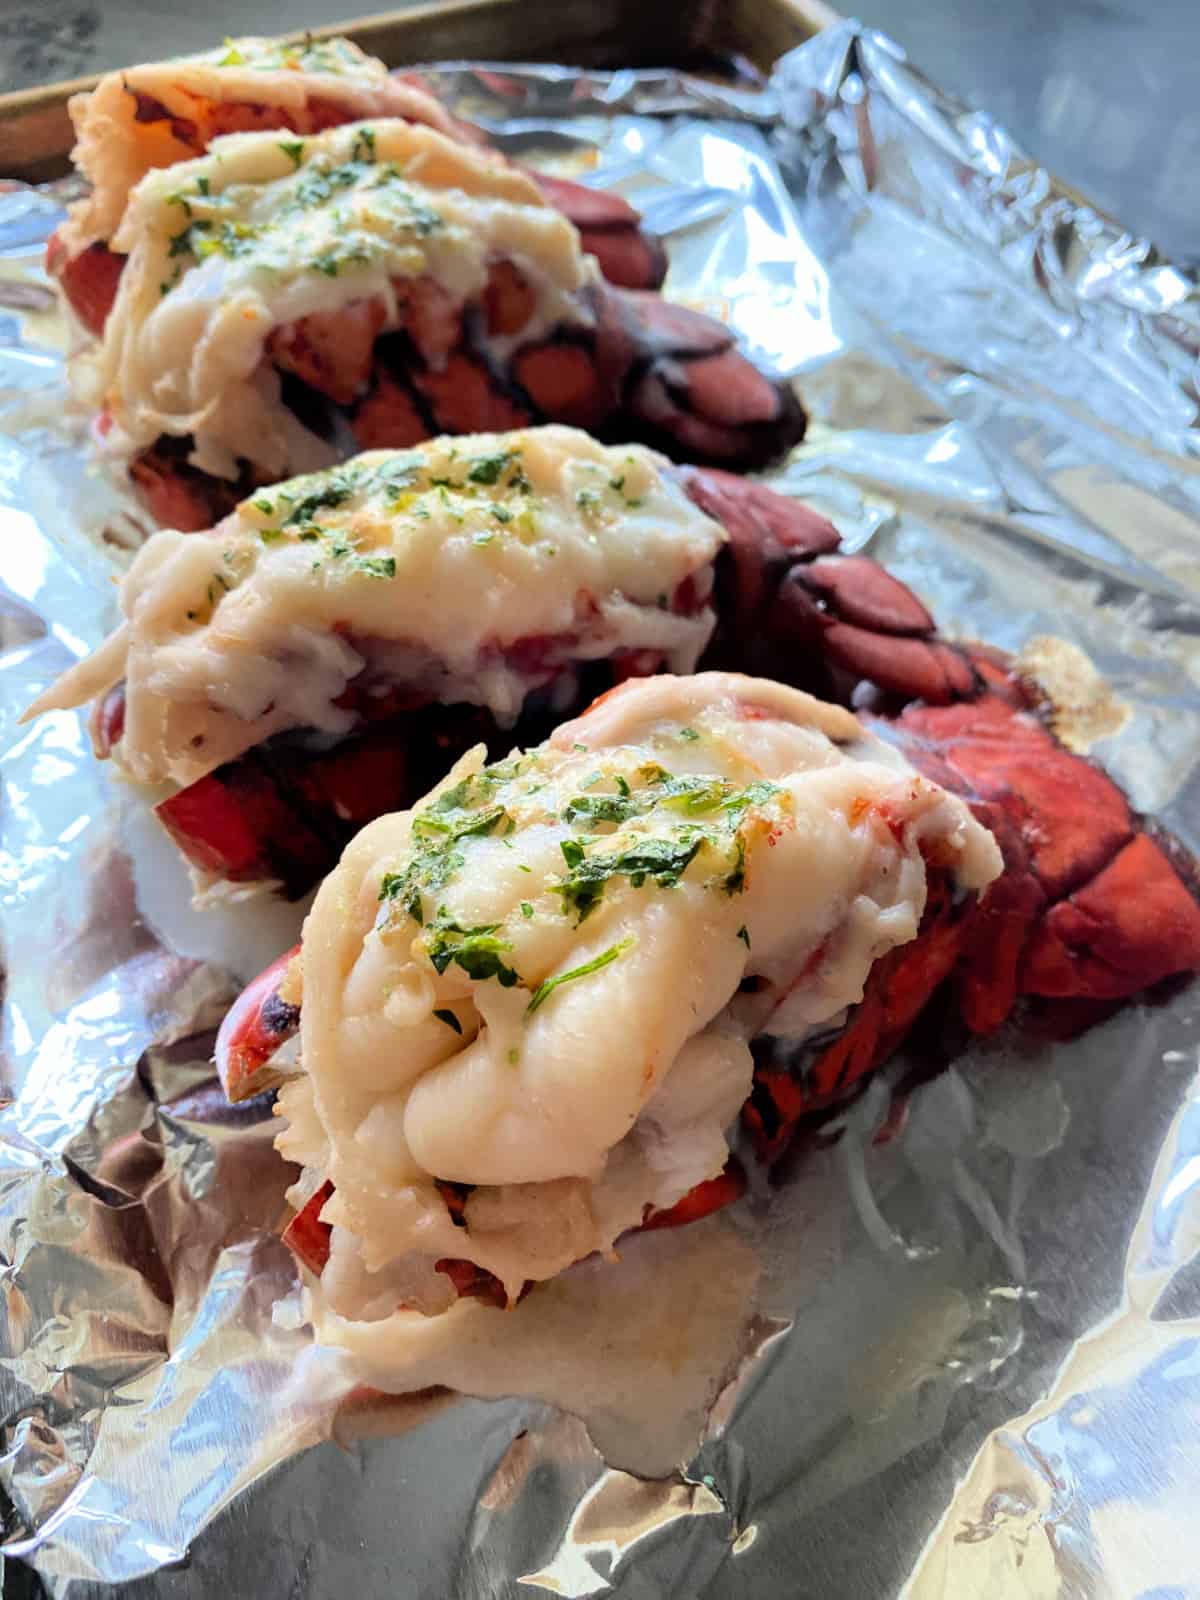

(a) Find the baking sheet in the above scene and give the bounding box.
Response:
[2,21,1200,1597]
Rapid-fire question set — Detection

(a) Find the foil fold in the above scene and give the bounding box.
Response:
[0,21,1198,1596]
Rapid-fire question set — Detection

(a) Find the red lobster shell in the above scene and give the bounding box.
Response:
[746,662,1200,1161]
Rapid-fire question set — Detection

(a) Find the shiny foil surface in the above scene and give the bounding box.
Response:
[2,21,1199,1597]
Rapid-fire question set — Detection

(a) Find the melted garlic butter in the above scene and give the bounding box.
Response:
[27,429,725,786]
[277,672,1002,1338]
[83,118,591,478]
[64,35,461,254]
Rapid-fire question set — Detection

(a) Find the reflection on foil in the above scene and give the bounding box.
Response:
[0,20,1199,1597]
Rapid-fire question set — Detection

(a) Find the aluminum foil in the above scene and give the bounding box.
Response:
[2,21,1200,1596]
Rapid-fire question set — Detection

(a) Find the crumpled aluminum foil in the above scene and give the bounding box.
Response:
[2,21,1199,1597]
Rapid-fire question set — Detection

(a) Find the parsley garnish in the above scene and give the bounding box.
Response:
[549,773,782,920]
[724,835,746,896]
[168,218,259,262]
[380,850,462,926]
[282,473,356,526]
[554,835,705,924]
[278,140,305,168]
[423,916,520,988]
[526,938,633,1015]
[562,793,640,826]
[377,773,511,924]
[351,554,396,579]
[466,451,516,486]
[413,800,508,843]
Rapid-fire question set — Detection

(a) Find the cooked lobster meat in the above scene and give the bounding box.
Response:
[47,31,664,334]
[213,672,1001,1328]
[26,430,968,899]
[65,115,799,522]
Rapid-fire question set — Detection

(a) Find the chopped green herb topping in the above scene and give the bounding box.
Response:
[549,772,783,921]
[562,793,640,826]
[466,451,516,486]
[168,218,260,262]
[724,835,746,896]
[350,554,396,579]
[158,141,443,296]
[375,743,782,1001]
[378,770,515,925]
[526,938,634,1015]
[423,915,520,988]
[554,835,706,924]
